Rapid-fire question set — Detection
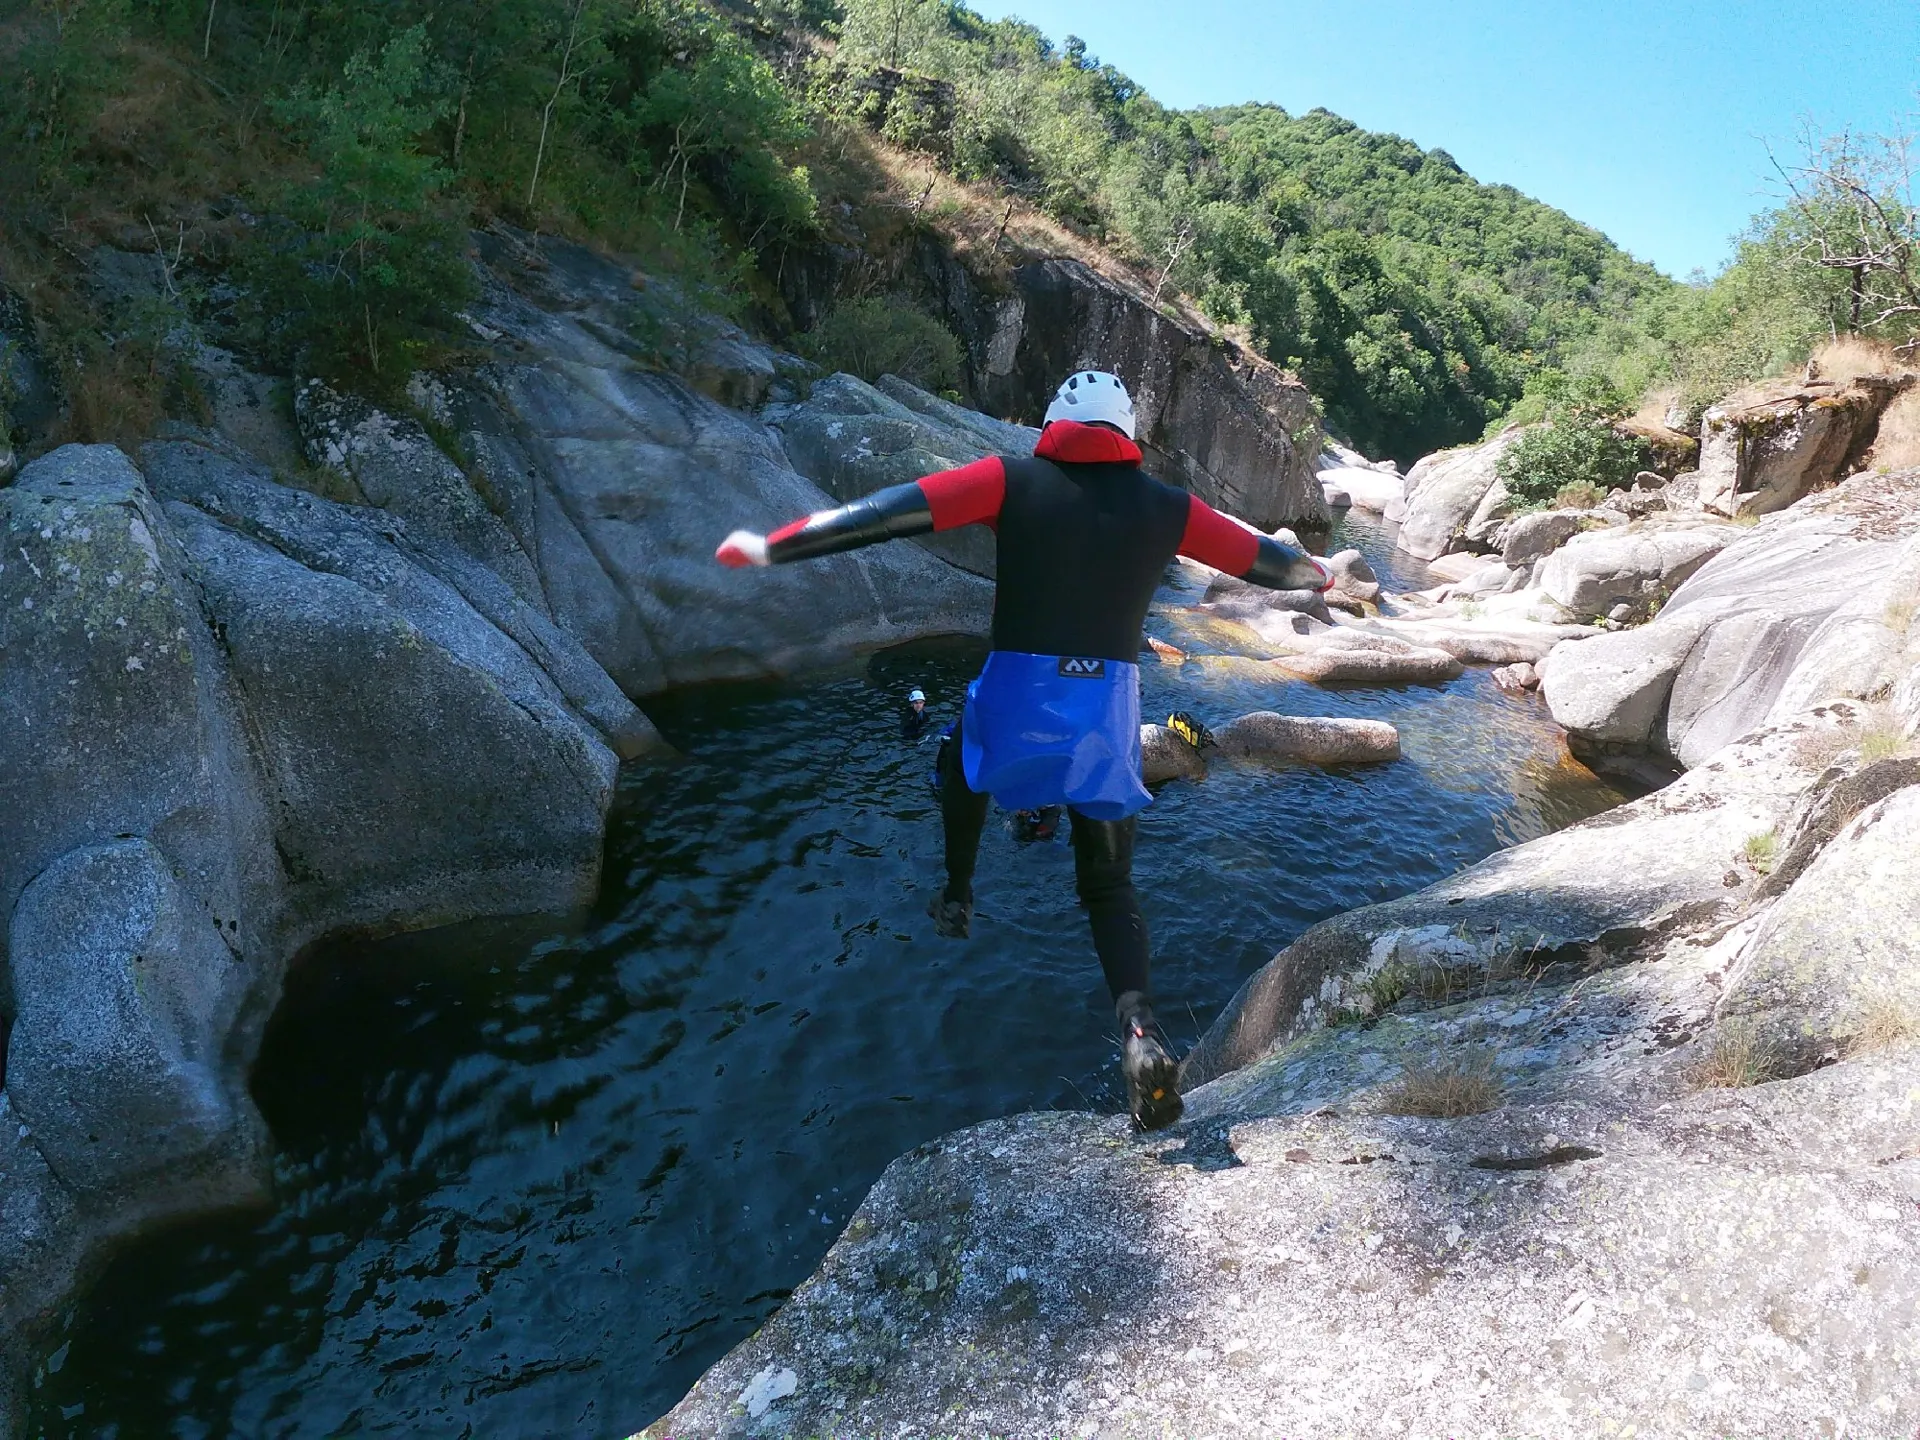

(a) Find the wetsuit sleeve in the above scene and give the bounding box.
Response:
[756,458,1007,565]
[1178,495,1331,591]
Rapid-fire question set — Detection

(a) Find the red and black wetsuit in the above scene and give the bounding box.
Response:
[766,421,1323,644]
[755,420,1325,1003]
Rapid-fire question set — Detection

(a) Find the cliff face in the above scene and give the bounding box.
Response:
[933,254,1329,532]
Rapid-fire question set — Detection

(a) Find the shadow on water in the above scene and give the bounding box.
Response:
[30,513,1626,1438]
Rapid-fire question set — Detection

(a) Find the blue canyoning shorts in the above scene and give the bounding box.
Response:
[958,651,1150,821]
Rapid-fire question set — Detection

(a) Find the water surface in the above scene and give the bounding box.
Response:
[29,514,1623,1437]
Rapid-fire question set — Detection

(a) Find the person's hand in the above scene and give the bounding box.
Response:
[716,530,770,568]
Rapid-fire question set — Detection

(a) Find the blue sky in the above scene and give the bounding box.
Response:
[964,0,1920,279]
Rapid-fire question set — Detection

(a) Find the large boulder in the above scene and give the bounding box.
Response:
[1183,707,1844,1088]
[1319,463,1405,513]
[294,378,546,606]
[1697,375,1908,517]
[1718,784,1920,1073]
[1395,427,1524,560]
[1500,508,1590,566]
[7,841,268,1215]
[164,495,622,941]
[945,256,1328,531]
[0,446,278,952]
[648,1018,1920,1440]
[1540,471,1920,767]
[1211,711,1400,766]
[1533,523,1735,618]
[1539,616,1710,748]
[1139,723,1207,784]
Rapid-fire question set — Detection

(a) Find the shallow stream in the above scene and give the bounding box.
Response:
[29,515,1624,1437]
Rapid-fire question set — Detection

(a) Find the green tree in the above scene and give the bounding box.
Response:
[244,25,473,380]
[1495,373,1649,509]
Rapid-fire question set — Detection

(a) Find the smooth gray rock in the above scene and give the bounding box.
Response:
[1755,754,1920,903]
[439,280,993,694]
[1139,723,1206,784]
[1534,472,1920,765]
[1500,508,1588,566]
[1396,427,1523,560]
[1319,463,1404,513]
[293,378,546,607]
[170,501,618,939]
[645,1050,1920,1440]
[1719,784,1920,1072]
[1211,711,1400,766]
[140,438,662,761]
[1661,500,1912,767]
[1184,708,1840,1087]
[7,841,268,1212]
[1533,524,1734,618]
[0,445,279,951]
[1539,617,1709,748]
[874,373,1038,457]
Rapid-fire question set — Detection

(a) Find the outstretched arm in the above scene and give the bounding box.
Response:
[717,457,1007,568]
[1177,495,1331,591]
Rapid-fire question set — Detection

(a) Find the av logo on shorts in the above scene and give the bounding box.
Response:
[1058,656,1107,678]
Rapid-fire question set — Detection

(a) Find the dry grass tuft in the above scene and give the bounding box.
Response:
[1688,1023,1778,1090]
[1859,725,1912,764]
[1869,386,1920,473]
[1552,480,1606,510]
[1380,1052,1503,1118]
[1809,335,1906,385]
[1631,385,1684,431]
[1850,992,1918,1056]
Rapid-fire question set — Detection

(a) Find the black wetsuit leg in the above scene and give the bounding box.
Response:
[1068,810,1150,1001]
[940,718,990,903]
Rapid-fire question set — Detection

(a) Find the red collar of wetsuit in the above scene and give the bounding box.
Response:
[1035,420,1142,466]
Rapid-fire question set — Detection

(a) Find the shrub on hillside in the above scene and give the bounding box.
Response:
[1496,374,1649,510]
[800,297,962,391]
[238,27,473,384]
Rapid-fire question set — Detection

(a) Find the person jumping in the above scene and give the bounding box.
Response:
[716,370,1329,1129]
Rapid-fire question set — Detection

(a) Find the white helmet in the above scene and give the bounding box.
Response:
[1043,370,1136,439]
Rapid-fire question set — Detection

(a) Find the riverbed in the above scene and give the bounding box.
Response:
[30,515,1625,1437]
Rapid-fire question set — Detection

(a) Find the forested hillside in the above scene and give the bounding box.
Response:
[0,0,1895,464]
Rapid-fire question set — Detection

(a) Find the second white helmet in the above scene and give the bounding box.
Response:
[1043,370,1136,439]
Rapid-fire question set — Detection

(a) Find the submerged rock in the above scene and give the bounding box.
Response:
[1211,711,1400,766]
[1139,722,1207,784]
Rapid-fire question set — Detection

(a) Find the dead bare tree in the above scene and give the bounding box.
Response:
[1771,123,1920,346]
[1149,219,1195,307]
[527,0,591,212]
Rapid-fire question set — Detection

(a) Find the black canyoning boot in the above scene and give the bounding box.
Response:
[1116,991,1183,1131]
[927,885,973,939]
